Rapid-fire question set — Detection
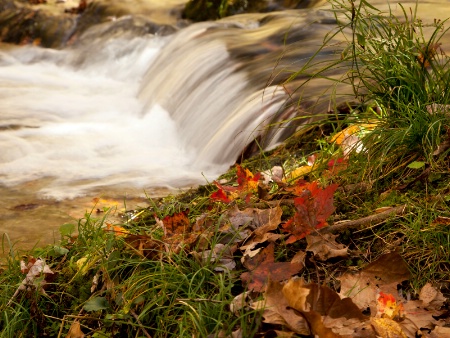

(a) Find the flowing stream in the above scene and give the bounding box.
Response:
[0,0,449,251]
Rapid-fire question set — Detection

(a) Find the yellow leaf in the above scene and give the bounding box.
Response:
[330,123,378,145]
[370,317,407,338]
[284,165,313,182]
[330,125,361,145]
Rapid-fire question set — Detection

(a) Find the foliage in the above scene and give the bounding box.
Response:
[284,0,450,184]
[1,0,450,337]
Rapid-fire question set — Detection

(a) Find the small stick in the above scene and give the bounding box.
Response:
[320,205,407,234]
[130,309,152,338]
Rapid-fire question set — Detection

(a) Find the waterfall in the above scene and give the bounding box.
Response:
[0,8,336,199]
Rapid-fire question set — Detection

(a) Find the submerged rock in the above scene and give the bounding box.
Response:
[182,0,326,22]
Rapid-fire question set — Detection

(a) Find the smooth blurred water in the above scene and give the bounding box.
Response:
[1,0,450,250]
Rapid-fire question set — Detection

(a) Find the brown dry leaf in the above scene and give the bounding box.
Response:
[230,291,252,315]
[240,232,283,258]
[156,210,202,253]
[339,252,411,315]
[124,234,162,258]
[241,243,304,292]
[239,206,283,254]
[305,233,348,261]
[227,206,282,232]
[399,300,440,336]
[419,283,446,310]
[238,204,283,255]
[370,317,407,338]
[200,243,236,272]
[251,280,311,335]
[273,330,297,337]
[282,278,373,337]
[291,250,306,265]
[430,216,450,226]
[66,320,84,338]
[428,326,450,338]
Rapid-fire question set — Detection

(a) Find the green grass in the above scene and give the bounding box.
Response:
[0,207,260,337]
[1,0,450,336]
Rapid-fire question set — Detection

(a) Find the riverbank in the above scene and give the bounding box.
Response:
[1,0,450,337]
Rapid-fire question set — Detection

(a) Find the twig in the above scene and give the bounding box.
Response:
[175,298,223,303]
[130,309,152,338]
[320,205,407,234]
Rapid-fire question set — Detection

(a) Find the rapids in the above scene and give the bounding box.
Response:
[0,0,449,250]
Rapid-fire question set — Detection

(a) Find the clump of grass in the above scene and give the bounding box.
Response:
[283,0,450,185]
[0,202,260,337]
[275,0,450,291]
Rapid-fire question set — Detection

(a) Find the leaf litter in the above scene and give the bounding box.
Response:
[5,162,450,337]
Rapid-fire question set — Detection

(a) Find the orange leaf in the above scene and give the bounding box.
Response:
[236,164,260,192]
[105,223,129,237]
[162,210,191,237]
[377,292,404,319]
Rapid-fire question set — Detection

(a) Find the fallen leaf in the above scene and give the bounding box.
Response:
[330,125,362,145]
[370,317,407,338]
[305,233,348,261]
[338,252,411,315]
[239,206,283,252]
[261,166,284,185]
[400,299,440,335]
[236,164,261,192]
[419,283,446,310]
[124,234,163,258]
[230,291,252,315]
[200,243,236,272]
[241,243,303,292]
[428,326,450,337]
[282,278,372,337]
[210,165,261,203]
[430,216,450,226]
[156,210,199,253]
[285,165,313,181]
[104,223,129,237]
[8,257,55,306]
[210,187,233,203]
[66,321,84,338]
[282,181,338,244]
[327,157,348,176]
[251,280,311,335]
[376,292,404,320]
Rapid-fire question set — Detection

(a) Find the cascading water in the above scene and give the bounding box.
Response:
[0,8,337,200]
[0,5,339,248]
[1,0,448,249]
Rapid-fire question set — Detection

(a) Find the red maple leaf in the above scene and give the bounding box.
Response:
[210,185,233,203]
[282,181,338,244]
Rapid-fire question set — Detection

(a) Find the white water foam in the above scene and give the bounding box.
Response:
[0,36,225,199]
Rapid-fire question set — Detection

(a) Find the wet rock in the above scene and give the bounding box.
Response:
[182,0,326,22]
[0,0,183,48]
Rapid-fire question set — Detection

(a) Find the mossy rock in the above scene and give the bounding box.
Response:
[182,0,324,22]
